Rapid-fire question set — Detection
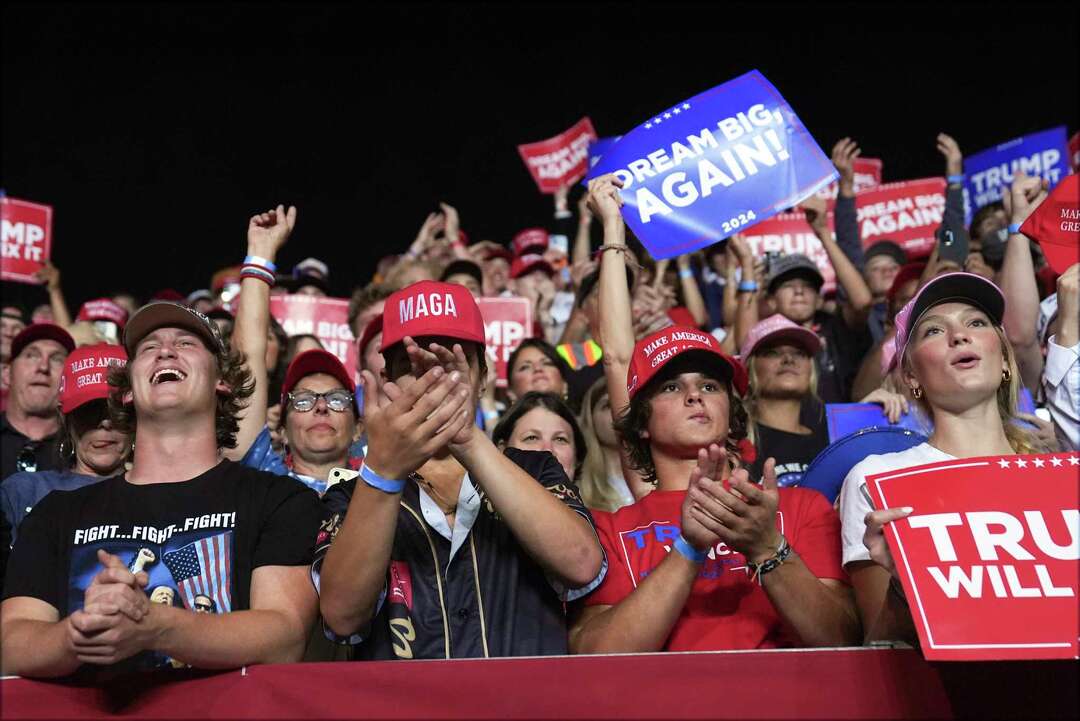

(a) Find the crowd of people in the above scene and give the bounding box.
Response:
[0,132,1076,678]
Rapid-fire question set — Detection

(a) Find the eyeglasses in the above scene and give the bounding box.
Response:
[16,443,39,473]
[287,390,354,413]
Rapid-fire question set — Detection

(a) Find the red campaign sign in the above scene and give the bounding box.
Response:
[269,295,358,384]
[741,212,838,294]
[815,157,883,209]
[1,196,53,284]
[517,117,598,194]
[866,452,1080,662]
[1069,131,1080,173]
[854,178,945,258]
[476,297,533,387]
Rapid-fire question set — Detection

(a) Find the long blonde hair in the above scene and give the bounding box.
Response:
[903,324,1047,454]
[577,379,626,512]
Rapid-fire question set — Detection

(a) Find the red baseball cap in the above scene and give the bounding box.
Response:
[739,314,823,360]
[10,323,76,361]
[627,325,748,400]
[1020,174,1079,274]
[887,262,927,305]
[76,298,129,328]
[510,253,554,279]
[380,280,486,352]
[886,271,1005,373]
[357,315,383,358]
[281,349,356,410]
[512,227,549,256]
[58,343,128,414]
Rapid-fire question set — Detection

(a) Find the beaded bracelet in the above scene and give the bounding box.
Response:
[745,536,792,585]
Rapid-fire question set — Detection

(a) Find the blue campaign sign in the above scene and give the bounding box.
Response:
[586,70,837,260]
[826,388,1036,443]
[963,126,1070,223]
[582,136,623,187]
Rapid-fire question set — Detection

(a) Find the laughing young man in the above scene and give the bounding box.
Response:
[1,303,324,678]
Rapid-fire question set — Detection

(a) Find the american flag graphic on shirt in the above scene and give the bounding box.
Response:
[162,532,233,613]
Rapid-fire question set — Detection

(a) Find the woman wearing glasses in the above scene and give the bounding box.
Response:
[1,344,131,546]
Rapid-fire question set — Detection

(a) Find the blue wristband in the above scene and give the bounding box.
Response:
[673,533,707,563]
[946,174,965,185]
[1007,222,1023,234]
[679,268,694,280]
[359,462,406,494]
[738,279,759,293]
[243,255,277,273]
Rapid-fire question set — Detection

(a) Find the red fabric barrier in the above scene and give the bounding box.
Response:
[1,647,1075,720]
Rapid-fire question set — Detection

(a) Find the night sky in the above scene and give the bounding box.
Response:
[3,1,1078,312]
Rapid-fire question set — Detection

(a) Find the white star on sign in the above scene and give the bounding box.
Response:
[644,122,652,129]
[1050,456,1063,467]
[997,458,1011,468]
[682,103,690,109]
[663,112,671,119]
[1015,458,1029,468]
[1069,455,1080,466]
[654,117,662,124]
[672,107,681,114]
[1032,458,1045,468]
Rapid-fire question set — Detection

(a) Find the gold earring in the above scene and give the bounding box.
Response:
[1002,367,1011,383]
[911,386,923,399]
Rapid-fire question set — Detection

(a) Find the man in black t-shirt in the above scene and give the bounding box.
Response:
[1,302,324,678]
[316,281,606,659]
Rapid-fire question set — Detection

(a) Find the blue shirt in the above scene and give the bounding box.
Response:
[239,425,366,496]
[1,469,107,547]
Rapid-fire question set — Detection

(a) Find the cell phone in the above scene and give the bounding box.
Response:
[764,251,782,274]
[936,224,969,267]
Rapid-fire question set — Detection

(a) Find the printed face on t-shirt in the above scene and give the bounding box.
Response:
[645,370,730,457]
[130,327,222,417]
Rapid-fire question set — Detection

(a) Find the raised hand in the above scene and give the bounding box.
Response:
[1004,171,1049,226]
[586,174,624,227]
[863,506,912,578]
[247,204,297,258]
[360,365,473,481]
[936,133,963,178]
[33,261,62,291]
[439,202,461,245]
[831,138,861,197]
[798,193,829,231]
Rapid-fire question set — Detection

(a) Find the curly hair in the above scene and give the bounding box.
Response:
[348,282,393,336]
[614,354,749,486]
[108,345,255,450]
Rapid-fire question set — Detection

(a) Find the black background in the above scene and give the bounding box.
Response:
[2,1,1077,311]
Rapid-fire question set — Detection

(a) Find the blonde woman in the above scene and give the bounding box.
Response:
[838,272,1050,644]
[577,378,649,511]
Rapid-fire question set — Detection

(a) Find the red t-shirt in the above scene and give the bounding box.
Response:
[585,487,847,651]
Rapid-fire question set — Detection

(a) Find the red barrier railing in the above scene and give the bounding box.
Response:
[1,647,1075,719]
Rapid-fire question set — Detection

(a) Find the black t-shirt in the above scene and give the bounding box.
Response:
[314,447,603,660]
[0,413,60,482]
[811,310,871,403]
[3,459,325,674]
[748,421,829,489]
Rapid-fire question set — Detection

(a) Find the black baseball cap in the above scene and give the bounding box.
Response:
[123,302,226,355]
[766,254,824,293]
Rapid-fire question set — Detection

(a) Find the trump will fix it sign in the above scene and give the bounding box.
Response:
[1,196,53,284]
[867,453,1079,661]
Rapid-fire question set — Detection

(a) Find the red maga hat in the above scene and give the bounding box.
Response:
[627,325,747,400]
[511,227,549,256]
[58,343,127,414]
[77,298,129,328]
[281,349,356,410]
[1020,174,1079,274]
[380,280,486,352]
[510,253,554,279]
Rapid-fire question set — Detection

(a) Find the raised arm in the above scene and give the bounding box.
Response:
[830,138,865,272]
[572,192,594,266]
[1000,172,1048,391]
[801,194,873,328]
[675,254,708,327]
[33,262,73,329]
[225,204,295,461]
[729,233,761,351]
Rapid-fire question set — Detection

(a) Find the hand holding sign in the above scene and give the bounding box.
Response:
[586,175,625,227]
[862,505,914,578]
